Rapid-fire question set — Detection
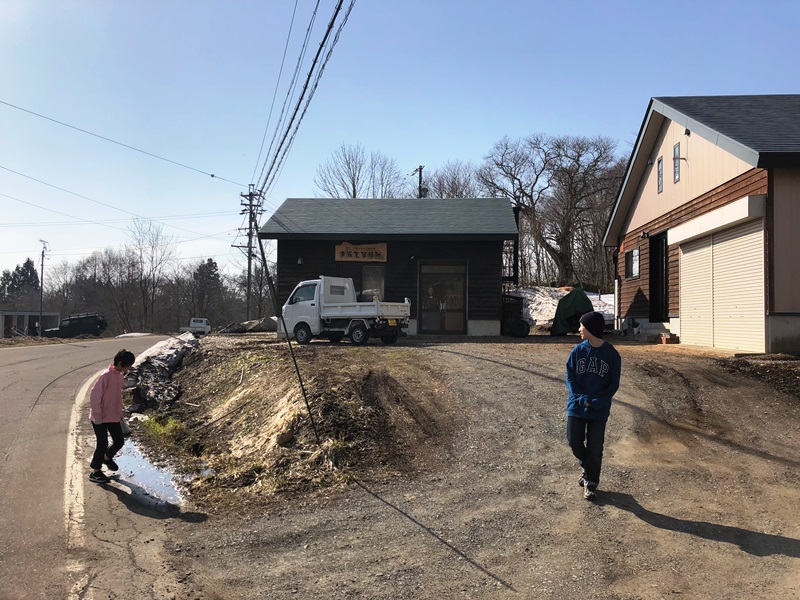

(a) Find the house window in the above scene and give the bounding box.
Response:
[673,143,680,183]
[657,157,663,193]
[624,247,640,279]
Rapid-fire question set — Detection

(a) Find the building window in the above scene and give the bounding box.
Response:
[673,143,680,183]
[624,247,640,279]
[361,265,385,300]
[657,157,663,193]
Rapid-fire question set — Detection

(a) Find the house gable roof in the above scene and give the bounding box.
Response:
[259,198,519,241]
[603,94,800,247]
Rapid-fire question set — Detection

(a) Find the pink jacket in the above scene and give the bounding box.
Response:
[89,365,124,424]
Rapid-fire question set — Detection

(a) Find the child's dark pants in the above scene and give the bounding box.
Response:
[90,422,124,469]
[567,416,606,486]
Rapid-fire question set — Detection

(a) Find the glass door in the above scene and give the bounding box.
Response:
[419,263,466,334]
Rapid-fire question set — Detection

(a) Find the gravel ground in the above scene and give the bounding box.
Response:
[157,335,800,599]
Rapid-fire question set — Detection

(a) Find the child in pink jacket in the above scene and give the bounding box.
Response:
[88,349,135,483]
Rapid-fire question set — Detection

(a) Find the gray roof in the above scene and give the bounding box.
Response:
[603,94,800,247]
[259,198,518,241]
[653,95,800,166]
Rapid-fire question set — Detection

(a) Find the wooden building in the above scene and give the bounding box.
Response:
[258,198,518,336]
[603,95,800,353]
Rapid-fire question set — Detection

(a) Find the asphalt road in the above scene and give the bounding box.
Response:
[0,336,166,600]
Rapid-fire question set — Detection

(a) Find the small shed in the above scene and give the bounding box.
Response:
[258,198,519,336]
[1,310,60,338]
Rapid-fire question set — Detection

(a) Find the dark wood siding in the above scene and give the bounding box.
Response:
[617,168,768,319]
[276,239,504,321]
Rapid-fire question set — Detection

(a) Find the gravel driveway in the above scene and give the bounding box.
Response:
[158,336,800,599]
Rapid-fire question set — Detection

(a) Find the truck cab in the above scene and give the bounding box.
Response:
[285,280,324,336]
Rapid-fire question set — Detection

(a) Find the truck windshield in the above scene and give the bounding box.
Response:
[291,284,317,304]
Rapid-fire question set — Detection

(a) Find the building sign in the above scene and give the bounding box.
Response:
[335,242,387,262]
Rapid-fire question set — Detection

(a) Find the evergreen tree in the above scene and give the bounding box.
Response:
[0,258,40,307]
[192,259,224,322]
[0,270,12,303]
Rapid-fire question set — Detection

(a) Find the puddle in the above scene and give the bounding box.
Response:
[114,439,182,505]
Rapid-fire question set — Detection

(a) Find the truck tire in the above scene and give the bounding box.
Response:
[380,332,398,345]
[349,323,369,345]
[294,323,312,345]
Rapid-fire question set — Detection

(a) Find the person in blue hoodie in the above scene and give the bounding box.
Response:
[565,311,621,500]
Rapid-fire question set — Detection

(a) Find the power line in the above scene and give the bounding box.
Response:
[0,98,247,187]
[255,0,341,196]
[0,191,129,232]
[0,211,233,228]
[250,0,303,184]
[255,0,351,202]
[260,0,356,200]
[254,0,322,192]
[0,165,233,242]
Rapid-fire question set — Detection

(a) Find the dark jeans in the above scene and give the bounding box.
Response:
[567,416,607,486]
[90,421,124,470]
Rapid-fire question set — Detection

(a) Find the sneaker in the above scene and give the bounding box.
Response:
[584,483,597,501]
[104,457,119,471]
[578,475,587,487]
[89,470,110,484]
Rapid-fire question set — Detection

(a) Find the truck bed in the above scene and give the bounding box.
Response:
[319,300,410,319]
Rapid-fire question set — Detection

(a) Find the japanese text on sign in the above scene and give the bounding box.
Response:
[335,242,387,262]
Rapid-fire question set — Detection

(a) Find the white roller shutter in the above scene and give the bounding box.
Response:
[712,220,764,352]
[678,219,764,352]
[680,236,713,347]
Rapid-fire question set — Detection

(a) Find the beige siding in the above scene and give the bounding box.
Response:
[680,236,713,347]
[679,220,765,352]
[712,220,765,352]
[771,168,800,312]
[625,120,752,233]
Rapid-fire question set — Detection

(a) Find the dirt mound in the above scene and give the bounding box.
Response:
[132,335,462,512]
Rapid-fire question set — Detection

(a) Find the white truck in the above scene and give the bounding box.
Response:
[281,276,411,345]
[180,317,211,335]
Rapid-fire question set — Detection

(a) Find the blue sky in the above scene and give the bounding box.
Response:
[2,0,798,279]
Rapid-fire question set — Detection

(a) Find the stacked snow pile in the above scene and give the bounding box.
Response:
[124,332,200,412]
[507,287,565,326]
[584,292,615,322]
[507,287,615,327]
[219,317,278,334]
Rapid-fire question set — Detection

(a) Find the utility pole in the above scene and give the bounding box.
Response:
[233,185,262,321]
[38,239,48,337]
[410,165,426,198]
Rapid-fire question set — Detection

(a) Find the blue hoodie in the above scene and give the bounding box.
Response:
[566,340,621,421]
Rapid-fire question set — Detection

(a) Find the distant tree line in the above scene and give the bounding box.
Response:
[314,135,626,292]
[2,132,624,333]
[0,220,275,335]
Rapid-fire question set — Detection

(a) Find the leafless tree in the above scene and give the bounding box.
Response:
[426,160,485,198]
[127,219,175,330]
[97,248,139,332]
[45,260,75,315]
[314,143,406,198]
[480,134,623,289]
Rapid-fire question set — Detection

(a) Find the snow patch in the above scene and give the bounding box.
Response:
[507,287,614,326]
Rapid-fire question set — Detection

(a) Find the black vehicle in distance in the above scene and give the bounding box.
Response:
[44,313,108,338]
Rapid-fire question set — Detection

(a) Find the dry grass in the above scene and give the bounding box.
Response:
[133,335,462,511]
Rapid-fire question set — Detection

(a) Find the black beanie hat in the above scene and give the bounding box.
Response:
[579,311,605,338]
